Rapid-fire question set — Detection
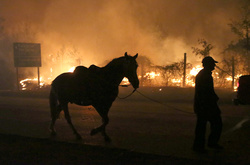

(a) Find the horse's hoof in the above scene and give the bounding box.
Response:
[90,129,98,136]
[50,131,57,137]
[76,135,82,141]
[105,136,112,143]
[76,136,82,141]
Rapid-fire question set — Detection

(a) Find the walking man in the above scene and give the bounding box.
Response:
[193,56,223,153]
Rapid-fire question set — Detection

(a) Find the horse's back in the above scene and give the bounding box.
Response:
[50,64,117,105]
[52,72,74,87]
[52,65,89,86]
[89,65,101,73]
[74,66,88,75]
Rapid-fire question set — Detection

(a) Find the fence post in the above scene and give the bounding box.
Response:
[232,56,235,90]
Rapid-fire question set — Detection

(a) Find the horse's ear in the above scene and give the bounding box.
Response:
[134,53,138,59]
[124,52,128,57]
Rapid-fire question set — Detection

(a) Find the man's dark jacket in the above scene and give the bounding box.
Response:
[194,69,220,115]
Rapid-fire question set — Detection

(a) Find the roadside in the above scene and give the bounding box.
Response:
[0,133,214,165]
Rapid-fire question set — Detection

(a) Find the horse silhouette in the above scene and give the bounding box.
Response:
[49,52,139,142]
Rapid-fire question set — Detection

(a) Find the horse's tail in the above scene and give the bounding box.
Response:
[49,85,58,119]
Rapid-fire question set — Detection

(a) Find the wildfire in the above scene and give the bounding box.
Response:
[68,66,76,72]
[19,66,76,90]
[19,64,242,90]
[171,79,182,84]
[144,72,160,79]
[190,65,203,76]
[225,74,242,91]
[226,74,242,81]
[121,77,130,86]
[20,78,45,90]
[184,66,203,87]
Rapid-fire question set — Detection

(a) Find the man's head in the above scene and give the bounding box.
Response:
[202,56,218,71]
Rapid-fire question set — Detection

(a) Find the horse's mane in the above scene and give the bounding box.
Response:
[104,56,125,69]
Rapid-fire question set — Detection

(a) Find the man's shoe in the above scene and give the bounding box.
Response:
[208,144,224,150]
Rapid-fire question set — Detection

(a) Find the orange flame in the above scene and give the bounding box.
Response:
[19,64,242,89]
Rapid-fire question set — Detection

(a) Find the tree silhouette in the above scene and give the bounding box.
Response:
[192,39,214,58]
[226,2,250,74]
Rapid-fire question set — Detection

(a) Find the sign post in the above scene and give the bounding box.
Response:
[183,53,187,87]
[16,67,19,91]
[13,42,41,90]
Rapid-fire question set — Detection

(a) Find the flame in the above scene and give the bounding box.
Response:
[121,77,130,85]
[19,66,76,90]
[68,66,76,73]
[20,77,45,90]
[225,74,242,91]
[226,77,232,81]
[171,79,182,83]
[19,63,244,90]
[190,65,203,76]
[226,74,242,81]
[144,72,160,79]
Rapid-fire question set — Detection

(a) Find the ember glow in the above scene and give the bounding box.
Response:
[144,72,161,80]
[121,77,130,86]
[19,64,241,90]
[226,74,242,91]
[190,65,203,76]
[19,66,75,90]
[68,67,76,73]
[0,0,247,91]
[20,78,45,90]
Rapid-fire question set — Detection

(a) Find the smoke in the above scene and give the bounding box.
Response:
[0,0,246,87]
[40,0,241,64]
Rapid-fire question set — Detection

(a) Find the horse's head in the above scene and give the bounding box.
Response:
[123,52,139,89]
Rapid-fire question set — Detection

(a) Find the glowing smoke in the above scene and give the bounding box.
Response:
[0,0,246,88]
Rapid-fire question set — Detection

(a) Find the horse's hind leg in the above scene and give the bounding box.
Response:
[101,115,111,142]
[50,118,56,136]
[50,105,62,136]
[62,103,82,140]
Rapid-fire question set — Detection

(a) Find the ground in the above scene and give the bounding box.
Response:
[0,86,249,164]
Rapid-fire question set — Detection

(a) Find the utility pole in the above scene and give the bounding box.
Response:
[140,63,144,87]
[16,67,19,91]
[183,53,187,87]
[37,67,40,88]
[246,26,250,74]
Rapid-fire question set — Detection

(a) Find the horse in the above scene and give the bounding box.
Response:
[49,52,139,142]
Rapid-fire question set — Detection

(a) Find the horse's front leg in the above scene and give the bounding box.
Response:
[90,115,111,142]
[91,106,111,142]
